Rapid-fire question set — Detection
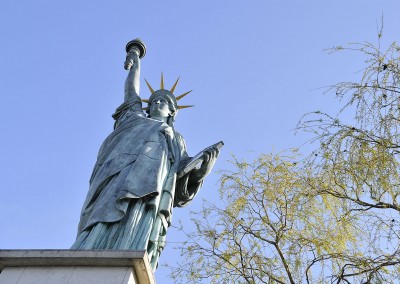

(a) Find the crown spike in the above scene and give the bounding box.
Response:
[144,79,155,94]
[160,73,164,89]
[176,90,192,101]
[177,105,194,109]
[170,77,180,93]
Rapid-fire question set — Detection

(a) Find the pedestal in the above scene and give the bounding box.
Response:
[0,250,155,284]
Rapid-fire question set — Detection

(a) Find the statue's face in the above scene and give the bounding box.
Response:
[149,96,171,118]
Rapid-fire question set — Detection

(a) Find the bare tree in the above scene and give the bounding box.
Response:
[169,26,400,283]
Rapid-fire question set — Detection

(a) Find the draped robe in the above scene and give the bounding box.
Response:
[71,98,203,269]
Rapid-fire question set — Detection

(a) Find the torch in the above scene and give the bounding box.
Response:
[124,38,146,70]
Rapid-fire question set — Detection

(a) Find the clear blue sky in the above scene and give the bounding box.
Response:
[1,1,399,282]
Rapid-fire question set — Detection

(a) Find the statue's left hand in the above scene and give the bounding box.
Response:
[191,147,220,183]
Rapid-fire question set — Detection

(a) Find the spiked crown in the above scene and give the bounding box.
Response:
[142,73,193,113]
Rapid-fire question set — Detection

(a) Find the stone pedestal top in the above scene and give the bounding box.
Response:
[0,250,155,284]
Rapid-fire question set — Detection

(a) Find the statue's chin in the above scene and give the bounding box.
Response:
[149,110,169,120]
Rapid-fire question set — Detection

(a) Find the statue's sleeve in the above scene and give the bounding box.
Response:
[174,173,204,207]
[111,97,144,129]
[88,97,145,182]
[173,134,204,207]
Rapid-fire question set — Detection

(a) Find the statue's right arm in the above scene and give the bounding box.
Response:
[112,48,143,127]
[124,48,141,103]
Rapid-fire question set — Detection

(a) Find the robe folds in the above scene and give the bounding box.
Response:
[72,99,202,269]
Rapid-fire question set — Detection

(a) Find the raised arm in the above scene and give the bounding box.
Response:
[124,47,141,102]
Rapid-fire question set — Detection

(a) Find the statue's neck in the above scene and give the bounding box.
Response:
[150,116,168,123]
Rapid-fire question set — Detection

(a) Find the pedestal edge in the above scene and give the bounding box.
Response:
[0,250,155,284]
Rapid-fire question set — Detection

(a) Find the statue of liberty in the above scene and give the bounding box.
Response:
[71,39,221,270]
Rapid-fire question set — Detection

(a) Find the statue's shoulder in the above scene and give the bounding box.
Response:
[174,130,185,141]
[173,130,188,152]
[112,99,145,129]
